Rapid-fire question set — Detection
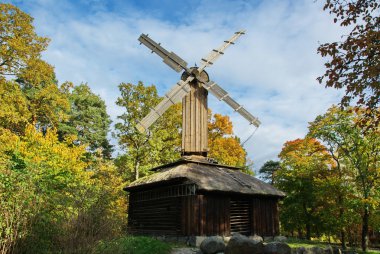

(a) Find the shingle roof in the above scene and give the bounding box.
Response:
[125,156,285,197]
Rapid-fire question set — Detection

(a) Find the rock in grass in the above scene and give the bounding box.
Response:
[264,242,291,254]
[200,236,225,254]
[225,233,264,254]
[250,234,264,244]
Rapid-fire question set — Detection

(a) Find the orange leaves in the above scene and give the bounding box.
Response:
[208,113,233,139]
[208,112,247,167]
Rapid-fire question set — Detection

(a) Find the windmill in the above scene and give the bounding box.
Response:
[137,30,261,157]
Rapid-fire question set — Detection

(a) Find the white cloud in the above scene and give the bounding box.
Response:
[8,0,345,171]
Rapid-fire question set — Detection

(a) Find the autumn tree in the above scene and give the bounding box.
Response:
[0,3,70,131]
[0,4,49,76]
[259,160,280,184]
[318,0,380,127]
[277,138,334,239]
[0,77,30,134]
[208,113,247,168]
[308,106,380,251]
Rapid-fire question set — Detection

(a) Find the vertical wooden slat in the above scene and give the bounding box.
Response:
[193,196,199,235]
[182,81,208,154]
[181,196,186,235]
[226,197,231,236]
[200,195,205,236]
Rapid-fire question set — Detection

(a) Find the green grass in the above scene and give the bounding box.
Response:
[93,236,172,254]
[285,238,380,254]
[285,238,329,248]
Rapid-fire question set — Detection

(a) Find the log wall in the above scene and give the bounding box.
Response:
[251,197,279,236]
[128,191,280,237]
[181,195,230,236]
[128,195,181,235]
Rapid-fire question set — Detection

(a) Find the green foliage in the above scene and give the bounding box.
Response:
[114,82,181,181]
[94,236,172,254]
[59,83,113,159]
[259,160,280,184]
[276,138,335,239]
[308,106,380,250]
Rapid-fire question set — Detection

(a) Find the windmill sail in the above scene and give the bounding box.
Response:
[197,30,245,73]
[139,34,189,73]
[203,81,261,127]
[136,77,194,133]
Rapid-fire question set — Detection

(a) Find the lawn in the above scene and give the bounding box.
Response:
[93,236,172,254]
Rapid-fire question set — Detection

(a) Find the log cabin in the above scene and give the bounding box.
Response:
[124,155,285,237]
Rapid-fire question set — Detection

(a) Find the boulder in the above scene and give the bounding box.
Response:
[200,236,225,254]
[264,236,275,242]
[309,247,325,254]
[250,234,264,244]
[264,242,291,254]
[294,247,307,254]
[274,236,287,242]
[225,233,264,254]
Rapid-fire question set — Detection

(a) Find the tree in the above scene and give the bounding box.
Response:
[259,160,280,184]
[0,124,126,253]
[318,0,380,127]
[308,105,380,251]
[0,4,50,76]
[0,3,69,131]
[208,113,248,168]
[59,83,112,159]
[277,138,334,240]
[114,82,181,181]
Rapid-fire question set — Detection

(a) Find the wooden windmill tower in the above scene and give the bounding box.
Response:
[136,30,261,157]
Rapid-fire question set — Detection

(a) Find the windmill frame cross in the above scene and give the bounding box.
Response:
[137,30,261,156]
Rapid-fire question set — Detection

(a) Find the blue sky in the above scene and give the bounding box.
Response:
[6,0,344,171]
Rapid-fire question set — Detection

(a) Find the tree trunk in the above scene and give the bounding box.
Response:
[306,222,311,240]
[361,204,369,251]
[303,203,311,240]
[297,228,303,239]
[339,196,346,250]
[135,161,140,180]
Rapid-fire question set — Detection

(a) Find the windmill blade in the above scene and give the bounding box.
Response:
[136,76,194,133]
[203,81,261,127]
[197,30,245,73]
[139,34,190,73]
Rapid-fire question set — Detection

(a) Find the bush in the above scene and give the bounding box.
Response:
[94,236,172,254]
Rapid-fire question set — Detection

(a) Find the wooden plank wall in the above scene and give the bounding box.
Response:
[182,82,208,154]
[181,195,230,236]
[128,195,181,235]
[251,197,279,236]
[128,192,280,237]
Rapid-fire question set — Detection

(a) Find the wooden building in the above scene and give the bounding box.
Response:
[125,156,285,237]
